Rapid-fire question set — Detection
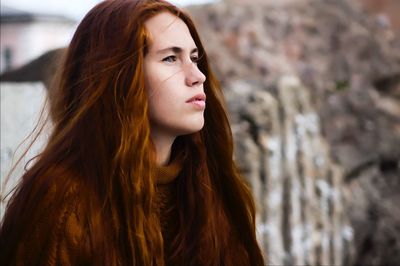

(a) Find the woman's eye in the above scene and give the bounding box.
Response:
[191,55,199,63]
[162,55,177,63]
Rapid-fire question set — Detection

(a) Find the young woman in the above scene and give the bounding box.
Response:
[0,0,265,265]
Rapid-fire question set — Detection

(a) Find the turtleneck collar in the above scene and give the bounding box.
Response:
[155,156,183,185]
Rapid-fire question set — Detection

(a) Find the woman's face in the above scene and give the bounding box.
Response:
[144,12,206,141]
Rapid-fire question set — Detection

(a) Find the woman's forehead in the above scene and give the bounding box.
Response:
[144,12,196,52]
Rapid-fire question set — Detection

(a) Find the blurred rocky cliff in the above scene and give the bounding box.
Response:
[1,0,399,265]
[188,0,400,265]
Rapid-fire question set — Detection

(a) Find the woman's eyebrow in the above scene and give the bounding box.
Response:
[156,46,198,54]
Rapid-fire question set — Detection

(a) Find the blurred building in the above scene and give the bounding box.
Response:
[0,5,76,73]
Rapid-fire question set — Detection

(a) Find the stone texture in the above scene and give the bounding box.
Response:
[222,75,353,265]
[187,0,399,265]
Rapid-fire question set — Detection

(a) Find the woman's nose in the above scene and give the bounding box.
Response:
[185,63,206,87]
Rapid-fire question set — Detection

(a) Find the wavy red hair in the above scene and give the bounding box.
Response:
[0,1,265,265]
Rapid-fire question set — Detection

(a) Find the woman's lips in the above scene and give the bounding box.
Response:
[186,93,206,110]
[188,100,206,109]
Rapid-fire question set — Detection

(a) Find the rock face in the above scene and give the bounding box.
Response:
[187,0,400,265]
[360,0,400,32]
[224,76,353,265]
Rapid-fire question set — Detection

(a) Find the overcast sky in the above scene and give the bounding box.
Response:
[2,0,217,21]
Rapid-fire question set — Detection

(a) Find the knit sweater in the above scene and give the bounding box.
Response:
[155,159,182,265]
[12,163,182,266]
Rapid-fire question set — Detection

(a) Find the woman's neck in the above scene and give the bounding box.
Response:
[151,132,175,166]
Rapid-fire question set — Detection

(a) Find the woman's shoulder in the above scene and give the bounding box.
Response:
[24,167,89,226]
[28,167,91,239]
[3,167,93,265]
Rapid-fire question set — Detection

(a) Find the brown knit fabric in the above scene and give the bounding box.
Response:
[155,158,183,265]
[13,161,183,266]
[155,158,182,185]
[15,182,92,266]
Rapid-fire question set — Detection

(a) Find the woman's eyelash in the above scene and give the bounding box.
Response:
[162,55,177,62]
[191,55,199,63]
[162,55,200,63]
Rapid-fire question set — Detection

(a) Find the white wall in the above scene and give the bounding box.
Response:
[0,82,49,217]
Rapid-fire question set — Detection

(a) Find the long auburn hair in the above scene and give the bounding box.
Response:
[0,0,264,265]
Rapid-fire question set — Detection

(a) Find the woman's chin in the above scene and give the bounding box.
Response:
[177,120,205,136]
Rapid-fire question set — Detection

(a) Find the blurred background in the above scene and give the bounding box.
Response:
[1,0,399,265]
